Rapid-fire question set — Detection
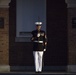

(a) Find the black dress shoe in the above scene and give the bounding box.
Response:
[35,71,42,73]
[35,72,39,73]
[38,71,42,73]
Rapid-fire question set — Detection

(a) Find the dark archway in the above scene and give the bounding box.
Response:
[9,0,68,72]
[46,0,67,66]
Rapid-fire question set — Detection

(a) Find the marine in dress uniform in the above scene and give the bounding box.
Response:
[31,22,47,73]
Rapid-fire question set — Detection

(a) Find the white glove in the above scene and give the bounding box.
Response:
[44,49,46,51]
[37,33,40,37]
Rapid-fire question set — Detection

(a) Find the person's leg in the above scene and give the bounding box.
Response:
[33,51,39,72]
[38,51,44,72]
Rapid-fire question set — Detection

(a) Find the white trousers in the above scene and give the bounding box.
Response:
[33,51,44,72]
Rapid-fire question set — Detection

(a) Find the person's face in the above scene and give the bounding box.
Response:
[36,25,41,30]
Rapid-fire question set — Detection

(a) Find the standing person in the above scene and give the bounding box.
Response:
[31,22,47,73]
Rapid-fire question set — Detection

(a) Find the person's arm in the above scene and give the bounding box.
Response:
[31,36,34,41]
[31,31,34,41]
[44,32,47,51]
[31,31,37,41]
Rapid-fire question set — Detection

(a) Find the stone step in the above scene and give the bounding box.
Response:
[0,72,75,75]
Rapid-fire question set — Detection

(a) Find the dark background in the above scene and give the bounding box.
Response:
[9,0,68,66]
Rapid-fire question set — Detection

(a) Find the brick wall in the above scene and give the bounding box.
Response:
[0,8,9,65]
[68,8,76,65]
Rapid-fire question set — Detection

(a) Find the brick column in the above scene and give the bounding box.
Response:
[66,0,76,72]
[0,0,11,72]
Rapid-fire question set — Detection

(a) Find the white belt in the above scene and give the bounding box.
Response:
[34,41,43,43]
